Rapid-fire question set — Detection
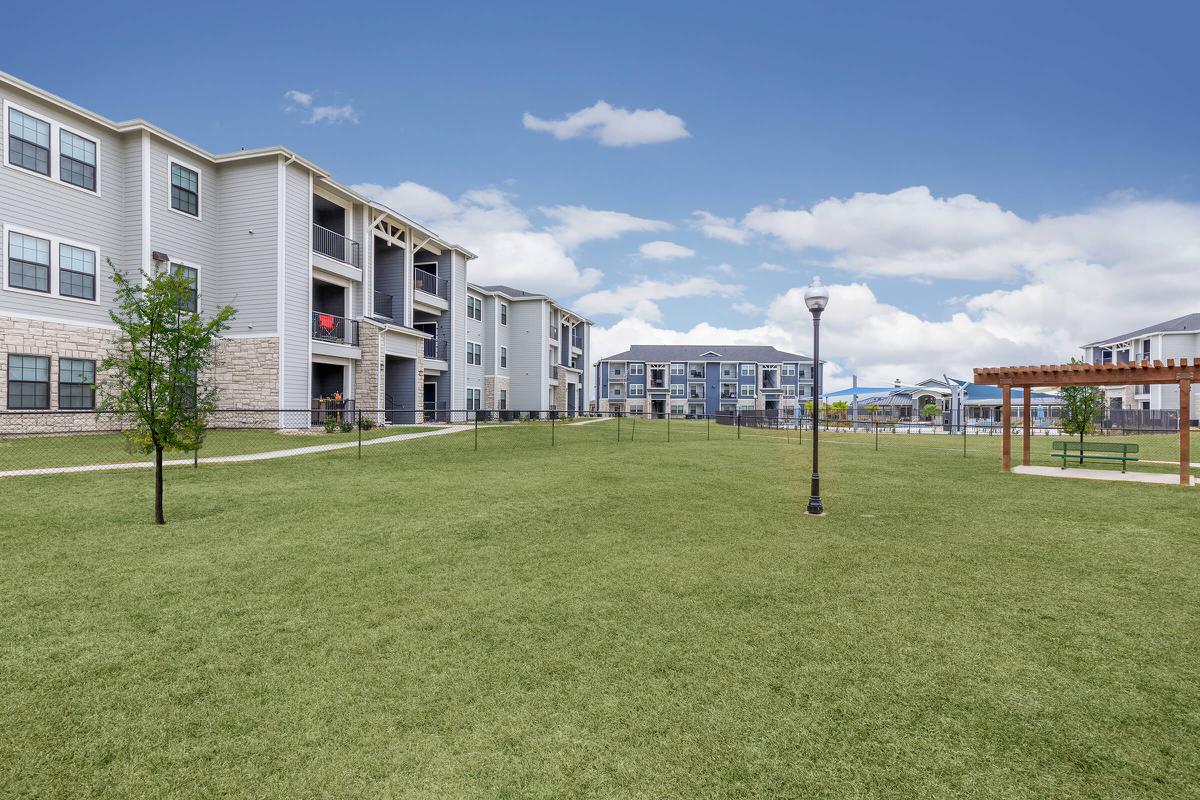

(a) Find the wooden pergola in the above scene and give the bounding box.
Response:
[973,359,1194,485]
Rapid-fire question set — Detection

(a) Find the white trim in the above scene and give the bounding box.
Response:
[141,131,151,277]
[2,99,102,197]
[628,383,645,397]
[0,309,117,330]
[499,345,508,370]
[1,223,101,306]
[306,171,314,407]
[225,331,279,340]
[276,156,288,421]
[166,154,203,221]
[466,339,482,366]
[499,301,508,325]
[167,259,202,316]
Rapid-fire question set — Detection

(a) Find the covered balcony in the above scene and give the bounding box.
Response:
[648,366,668,391]
[313,194,360,267]
[372,235,405,322]
[414,315,448,362]
[311,279,357,346]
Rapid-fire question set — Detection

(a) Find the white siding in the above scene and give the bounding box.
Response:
[281,162,311,409]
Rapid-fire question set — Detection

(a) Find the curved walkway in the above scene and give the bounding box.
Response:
[0,425,474,479]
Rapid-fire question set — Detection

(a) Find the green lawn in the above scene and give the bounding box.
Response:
[1,421,1197,798]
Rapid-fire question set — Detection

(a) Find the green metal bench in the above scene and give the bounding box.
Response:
[1051,441,1139,473]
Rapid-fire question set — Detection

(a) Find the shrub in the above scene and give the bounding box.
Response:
[322,416,339,433]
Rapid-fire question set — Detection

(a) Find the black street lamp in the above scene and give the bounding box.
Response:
[804,276,830,516]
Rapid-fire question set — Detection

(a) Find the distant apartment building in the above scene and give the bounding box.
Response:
[467,284,591,414]
[0,71,477,427]
[596,345,820,418]
[1082,313,1200,415]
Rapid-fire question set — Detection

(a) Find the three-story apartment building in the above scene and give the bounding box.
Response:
[466,284,592,415]
[1082,313,1200,418]
[0,72,475,428]
[596,345,820,419]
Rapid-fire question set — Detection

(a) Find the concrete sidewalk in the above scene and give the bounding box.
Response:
[1012,464,1195,486]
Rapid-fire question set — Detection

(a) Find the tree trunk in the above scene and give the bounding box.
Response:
[155,445,165,525]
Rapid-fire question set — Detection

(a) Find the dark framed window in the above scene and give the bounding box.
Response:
[59,129,97,191]
[170,162,199,216]
[8,232,51,293]
[466,295,482,321]
[500,303,508,325]
[7,354,50,409]
[58,358,95,409]
[59,244,96,300]
[500,346,507,368]
[8,108,50,175]
[171,263,199,312]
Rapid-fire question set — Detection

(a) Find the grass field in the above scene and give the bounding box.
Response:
[1,420,1197,798]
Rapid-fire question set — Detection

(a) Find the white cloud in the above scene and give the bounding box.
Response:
[756,261,791,273]
[732,301,760,315]
[638,240,696,261]
[284,89,359,125]
[690,210,748,244]
[540,206,670,249]
[574,277,741,324]
[522,101,690,147]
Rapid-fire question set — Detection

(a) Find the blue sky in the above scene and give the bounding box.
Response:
[8,1,1200,384]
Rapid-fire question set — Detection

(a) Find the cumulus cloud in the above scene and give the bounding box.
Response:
[540,206,670,249]
[732,301,760,315]
[638,240,696,261]
[690,210,748,244]
[284,89,359,125]
[522,100,690,147]
[574,277,741,324]
[756,262,792,273]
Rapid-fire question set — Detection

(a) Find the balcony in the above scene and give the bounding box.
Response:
[551,365,560,380]
[414,268,448,299]
[649,379,667,390]
[312,311,358,346]
[424,337,448,360]
[720,390,737,400]
[550,327,559,341]
[688,387,705,400]
[313,224,361,267]
[374,291,394,320]
[571,334,583,349]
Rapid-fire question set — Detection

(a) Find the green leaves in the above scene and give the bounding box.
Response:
[1058,358,1105,437]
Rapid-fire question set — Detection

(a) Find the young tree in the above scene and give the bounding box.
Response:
[921,402,942,421]
[1057,360,1104,462]
[98,261,235,524]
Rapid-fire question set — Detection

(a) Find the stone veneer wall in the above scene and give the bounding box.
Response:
[483,375,510,410]
[0,316,282,433]
[355,323,382,411]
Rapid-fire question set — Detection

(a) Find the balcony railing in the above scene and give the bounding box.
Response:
[649,379,666,390]
[551,365,559,380]
[414,268,448,299]
[423,337,448,360]
[311,311,358,346]
[313,224,361,267]
[688,389,705,400]
[374,291,394,319]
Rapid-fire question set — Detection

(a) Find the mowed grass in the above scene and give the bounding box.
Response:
[1,420,1197,798]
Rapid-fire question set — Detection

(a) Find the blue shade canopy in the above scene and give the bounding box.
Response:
[820,386,933,398]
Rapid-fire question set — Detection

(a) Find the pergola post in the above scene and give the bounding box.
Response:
[1001,384,1012,472]
[1181,378,1191,486]
[1022,387,1031,466]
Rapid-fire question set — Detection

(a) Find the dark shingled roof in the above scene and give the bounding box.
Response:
[476,284,545,299]
[599,344,816,362]
[1085,313,1200,347]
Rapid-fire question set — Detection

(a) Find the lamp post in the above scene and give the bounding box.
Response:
[804,276,830,516]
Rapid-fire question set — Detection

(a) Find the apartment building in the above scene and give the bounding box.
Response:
[1082,313,1200,416]
[596,345,820,418]
[466,284,592,414]
[0,71,475,428]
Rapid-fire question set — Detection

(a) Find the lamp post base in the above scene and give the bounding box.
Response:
[806,496,824,516]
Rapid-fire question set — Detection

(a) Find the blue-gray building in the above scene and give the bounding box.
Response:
[596,345,821,418]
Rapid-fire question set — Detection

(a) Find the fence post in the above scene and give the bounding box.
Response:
[193,410,200,468]
[551,412,555,447]
[617,412,621,443]
[707,415,711,441]
[667,412,671,442]
[631,415,636,442]
[963,423,967,457]
[357,410,362,459]
[475,411,479,452]
[737,411,741,440]
[875,420,879,451]
[798,415,803,445]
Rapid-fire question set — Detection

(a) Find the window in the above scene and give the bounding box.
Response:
[8,108,50,176]
[740,363,755,377]
[59,244,96,300]
[500,303,508,325]
[628,383,645,397]
[170,160,200,217]
[688,363,705,379]
[466,388,481,410]
[59,358,95,409]
[466,295,482,321]
[670,363,685,376]
[670,384,684,397]
[610,362,625,378]
[721,363,736,379]
[466,341,482,366]
[782,363,796,377]
[628,362,644,375]
[671,403,685,416]
[500,346,508,368]
[59,129,96,191]
[784,385,797,397]
[171,263,199,312]
[7,354,50,409]
[499,389,507,410]
[629,404,643,415]
[610,384,624,398]
[8,232,50,293]
[740,384,756,398]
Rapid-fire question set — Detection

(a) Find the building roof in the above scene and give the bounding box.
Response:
[599,345,815,362]
[467,283,593,324]
[475,284,546,299]
[1084,313,1200,347]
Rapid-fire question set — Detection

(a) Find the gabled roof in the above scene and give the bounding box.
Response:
[600,344,816,363]
[1084,313,1200,347]
[467,283,593,324]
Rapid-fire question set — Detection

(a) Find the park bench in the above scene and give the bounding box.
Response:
[1051,441,1139,472]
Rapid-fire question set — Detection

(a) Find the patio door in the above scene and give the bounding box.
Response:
[423,381,437,421]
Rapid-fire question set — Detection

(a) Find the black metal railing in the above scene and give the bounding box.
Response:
[311,311,358,345]
[313,224,361,267]
[374,291,393,319]
[414,268,448,299]
[423,338,448,360]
